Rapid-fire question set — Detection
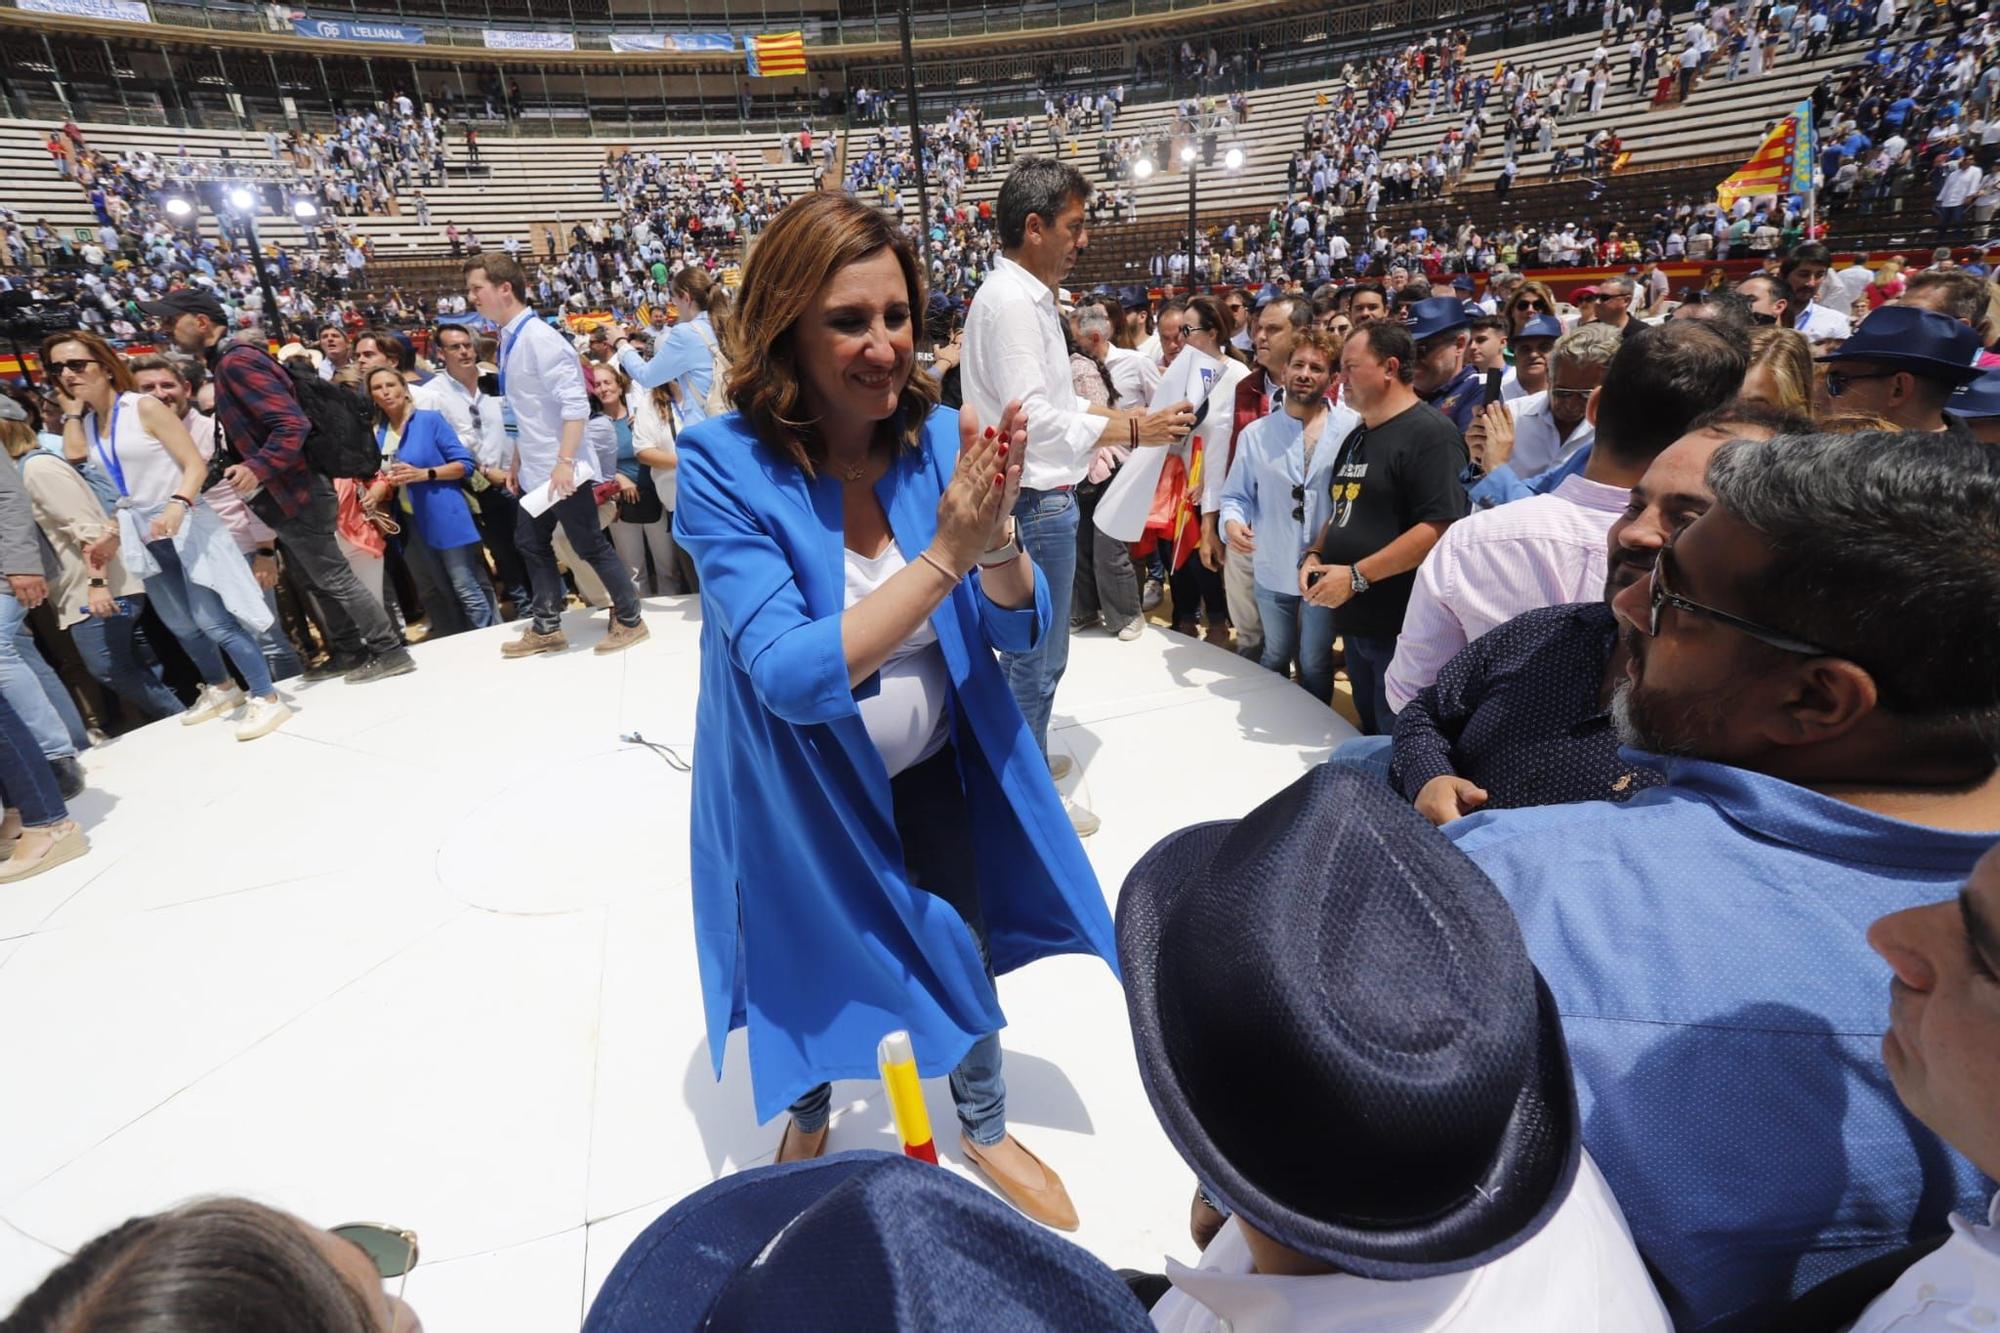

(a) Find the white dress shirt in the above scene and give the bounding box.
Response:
[962,256,1109,491]
[497,308,595,491]
[1385,472,1629,711]
[414,371,511,470]
[1851,1193,2000,1333]
[1153,1153,1670,1332]
[1794,300,1854,343]
[1106,343,1164,409]
[1502,390,1596,479]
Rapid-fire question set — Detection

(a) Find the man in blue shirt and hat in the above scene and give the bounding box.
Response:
[1405,295,1483,436]
[1445,428,2000,1328]
[1813,304,1984,432]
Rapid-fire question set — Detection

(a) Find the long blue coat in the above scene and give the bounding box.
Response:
[674,406,1117,1124]
[375,408,481,550]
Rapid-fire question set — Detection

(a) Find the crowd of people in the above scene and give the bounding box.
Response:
[6,146,1999,1333]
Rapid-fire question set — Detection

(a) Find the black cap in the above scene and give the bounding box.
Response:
[136,289,227,324]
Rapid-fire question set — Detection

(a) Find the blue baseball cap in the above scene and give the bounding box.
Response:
[1512,313,1565,341]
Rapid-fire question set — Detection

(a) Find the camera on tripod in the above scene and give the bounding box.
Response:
[0,290,83,343]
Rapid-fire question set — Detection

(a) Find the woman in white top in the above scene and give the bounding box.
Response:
[45,332,290,742]
[629,380,699,594]
[1172,295,1249,643]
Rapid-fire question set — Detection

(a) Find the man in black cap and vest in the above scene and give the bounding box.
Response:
[1118,765,1671,1330]
[1813,305,1983,433]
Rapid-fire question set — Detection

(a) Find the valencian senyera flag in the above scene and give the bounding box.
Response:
[1715,98,1817,209]
[745,30,807,77]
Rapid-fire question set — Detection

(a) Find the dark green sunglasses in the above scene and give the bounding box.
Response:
[330,1222,420,1297]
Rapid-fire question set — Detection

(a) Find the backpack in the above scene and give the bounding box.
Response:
[220,343,381,480]
[689,318,731,418]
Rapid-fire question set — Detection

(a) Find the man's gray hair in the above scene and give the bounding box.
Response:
[1551,322,1621,373]
[1264,295,1311,331]
[1074,308,1114,342]
[1706,429,2000,739]
[997,156,1092,250]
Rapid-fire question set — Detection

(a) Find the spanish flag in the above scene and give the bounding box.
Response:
[745,30,806,77]
[1715,98,1816,209]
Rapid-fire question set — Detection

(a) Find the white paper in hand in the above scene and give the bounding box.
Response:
[1093,347,1222,542]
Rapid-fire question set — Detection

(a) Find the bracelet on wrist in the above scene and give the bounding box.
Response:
[169,494,194,510]
[88,578,107,588]
[916,550,963,584]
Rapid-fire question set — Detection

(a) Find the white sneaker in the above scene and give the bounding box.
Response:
[181,683,246,726]
[1048,753,1074,781]
[1117,615,1146,641]
[234,696,293,742]
[1067,801,1101,838]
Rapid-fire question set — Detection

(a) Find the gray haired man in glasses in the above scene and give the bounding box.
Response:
[1443,429,2000,1330]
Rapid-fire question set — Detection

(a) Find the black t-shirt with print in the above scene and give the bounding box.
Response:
[1316,400,1470,638]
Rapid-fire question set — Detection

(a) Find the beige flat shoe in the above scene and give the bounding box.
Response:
[0,821,88,883]
[961,1133,1079,1232]
[775,1117,829,1164]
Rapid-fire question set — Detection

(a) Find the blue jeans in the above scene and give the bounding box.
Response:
[248,554,304,683]
[1342,631,1398,736]
[70,596,185,722]
[143,540,275,698]
[998,487,1077,758]
[0,692,65,827]
[1255,587,1337,703]
[0,591,84,760]
[1329,733,1395,782]
[434,541,499,629]
[788,744,1007,1147]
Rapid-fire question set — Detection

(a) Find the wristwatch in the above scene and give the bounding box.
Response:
[1349,566,1371,595]
[977,519,1022,568]
[426,466,437,481]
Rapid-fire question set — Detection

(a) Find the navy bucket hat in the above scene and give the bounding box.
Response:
[583,1152,1153,1331]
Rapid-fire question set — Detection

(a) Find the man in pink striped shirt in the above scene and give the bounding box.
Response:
[1385,322,1751,715]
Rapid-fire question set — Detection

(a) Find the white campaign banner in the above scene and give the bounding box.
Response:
[1092,346,1220,542]
[21,0,151,23]
[482,28,575,49]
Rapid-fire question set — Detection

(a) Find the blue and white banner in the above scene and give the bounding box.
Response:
[482,29,575,50]
[291,16,427,44]
[607,31,738,53]
[20,0,152,23]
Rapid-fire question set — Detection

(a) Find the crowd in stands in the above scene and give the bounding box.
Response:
[6,141,2000,1332]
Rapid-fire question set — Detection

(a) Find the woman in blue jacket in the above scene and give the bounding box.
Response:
[675,193,1114,1233]
[365,367,497,630]
[615,265,727,425]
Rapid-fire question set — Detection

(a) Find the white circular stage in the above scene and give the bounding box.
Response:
[0,600,1354,1328]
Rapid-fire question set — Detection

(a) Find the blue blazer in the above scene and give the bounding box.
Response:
[674,406,1117,1124]
[377,408,481,550]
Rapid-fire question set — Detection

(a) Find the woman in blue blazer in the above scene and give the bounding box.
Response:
[675,193,1114,1232]
[365,367,497,629]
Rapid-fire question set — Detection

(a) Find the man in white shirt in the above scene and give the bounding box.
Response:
[1848,842,2000,1332]
[1122,765,1671,1333]
[1390,321,1746,711]
[415,321,531,610]
[1782,242,1855,344]
[1938,152,1984,228]
[961,157,1194,835]
[465,253,648,657]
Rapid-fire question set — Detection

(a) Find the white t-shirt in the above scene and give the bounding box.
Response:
[844,545,951,777]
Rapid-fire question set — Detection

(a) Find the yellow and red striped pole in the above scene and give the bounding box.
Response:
[876,1030,938,1164]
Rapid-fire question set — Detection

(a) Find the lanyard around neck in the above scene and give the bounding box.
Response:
[84,396,128,497]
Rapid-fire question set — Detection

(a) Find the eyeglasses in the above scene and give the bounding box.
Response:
[1549,386,1595,400]
[330,1223,420,1307]
[1513,299,1550,311]
[1642,545,1828,656]
[1824,368,1899,397]
[1183,322,1211,335]
[49,358,99,376]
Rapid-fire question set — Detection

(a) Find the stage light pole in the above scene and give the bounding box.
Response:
[898,0,930,261]
[1137,142,1242,294]
[226,185,289,342]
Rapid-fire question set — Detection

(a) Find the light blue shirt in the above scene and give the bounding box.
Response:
[497,308,592,490]
[615,312,717,426]
[1449,754,1996,1330]
[1216,403,1355,594]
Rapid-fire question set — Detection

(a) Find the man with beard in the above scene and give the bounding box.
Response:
[1392,403,1802,824]
[1443,430,2000,1330]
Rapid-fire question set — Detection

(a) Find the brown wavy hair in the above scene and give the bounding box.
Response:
[726,193,937,475]
[40,328,135,394]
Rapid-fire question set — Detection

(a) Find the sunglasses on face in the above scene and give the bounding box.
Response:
[1514,299,1550,311]
[1550,386,1595,400]
[330,1223,420,1306]
[1824,368,1897,397]
[1641,545,1828,656]
[50,358,99,376]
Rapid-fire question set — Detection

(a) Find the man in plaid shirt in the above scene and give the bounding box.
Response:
[143,290,415,684]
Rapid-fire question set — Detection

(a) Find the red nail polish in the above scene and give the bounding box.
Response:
[984,427,996,439]
[998,444,1009,456]
[994,474,1004,486]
